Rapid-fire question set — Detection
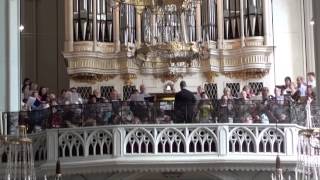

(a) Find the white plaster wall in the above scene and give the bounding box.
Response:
[272,0,305,85]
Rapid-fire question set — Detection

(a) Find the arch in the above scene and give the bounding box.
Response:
[124,128,155,154]
[187,127,218,153]
[156,127,187,153]
[229,127,257,153]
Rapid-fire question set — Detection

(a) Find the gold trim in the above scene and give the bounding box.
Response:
[71,74,117,83]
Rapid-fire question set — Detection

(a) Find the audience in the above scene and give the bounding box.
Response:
[18,74,317,130]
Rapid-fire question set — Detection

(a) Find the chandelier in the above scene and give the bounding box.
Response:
[0,125,36,180]
[296,99,320,180]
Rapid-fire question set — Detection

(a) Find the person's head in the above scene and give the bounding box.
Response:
[23,78,31,86]
[132,89,139,94]
[70,87,77,93]
[200,92,206,99]
[110,90,119,100]
[262,87,269,98]
[307,72,315,82]
[93,89,100,97]
[296,76,304,86]
[88,95,97,104]
[31,83,38,91]
[241,90,247,99]
[285,76,292,86]
[180,81,187,90]
[223,87,231,96]
[49,93,56,101]
[31,91,39,97]
[39,87,48,96]
[242,85,250,94]
[139,84,146,93]
[60,89,67,97]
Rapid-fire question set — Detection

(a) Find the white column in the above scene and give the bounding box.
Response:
[0,0,20,135]
[114,2,120,52]
[196,1,202,42]
[64,0,74,52]
[240,0,245,47]
[263,0,273,46]
[217,0,224,49]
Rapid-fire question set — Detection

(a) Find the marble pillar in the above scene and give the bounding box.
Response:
[0,0,21,135]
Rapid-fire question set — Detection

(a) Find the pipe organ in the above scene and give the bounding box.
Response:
[63,0,273,84]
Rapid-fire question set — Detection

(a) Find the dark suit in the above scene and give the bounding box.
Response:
[174,88,196,123]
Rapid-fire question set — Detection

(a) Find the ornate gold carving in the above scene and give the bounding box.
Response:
[74,42,94,52]
[121,73,137,85]
[96,42,115,53]
[154,73,183,83]
[203,71,218,83]
[223,69,270,79]
[163,81,175,93]
[71,73,117,83]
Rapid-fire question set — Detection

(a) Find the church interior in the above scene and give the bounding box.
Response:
[1,0,320,179]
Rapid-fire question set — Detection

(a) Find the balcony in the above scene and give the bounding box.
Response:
[0,100,318,179]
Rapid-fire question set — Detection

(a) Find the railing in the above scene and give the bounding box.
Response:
[0,123,300,176]
[1,99,314,134]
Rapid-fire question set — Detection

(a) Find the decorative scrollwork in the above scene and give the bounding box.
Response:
[229,127,255,153]
[87,130,113,156]
[125,128,154,154]
[258,128,284,153]
[189,128,217,153]
[157,128,186,153]
[59,132,85,158]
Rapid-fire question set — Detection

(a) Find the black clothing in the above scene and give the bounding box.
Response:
[174,89,196,123]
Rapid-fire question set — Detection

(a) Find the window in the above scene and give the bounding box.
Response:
[226,83,240,97]
[123,85,136,100]
[73,0,94,41]
[249,82,263,95]
[100,86,114,99]
[77,86,92,99]
[97,0,113,42]
[204,83,218,99]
